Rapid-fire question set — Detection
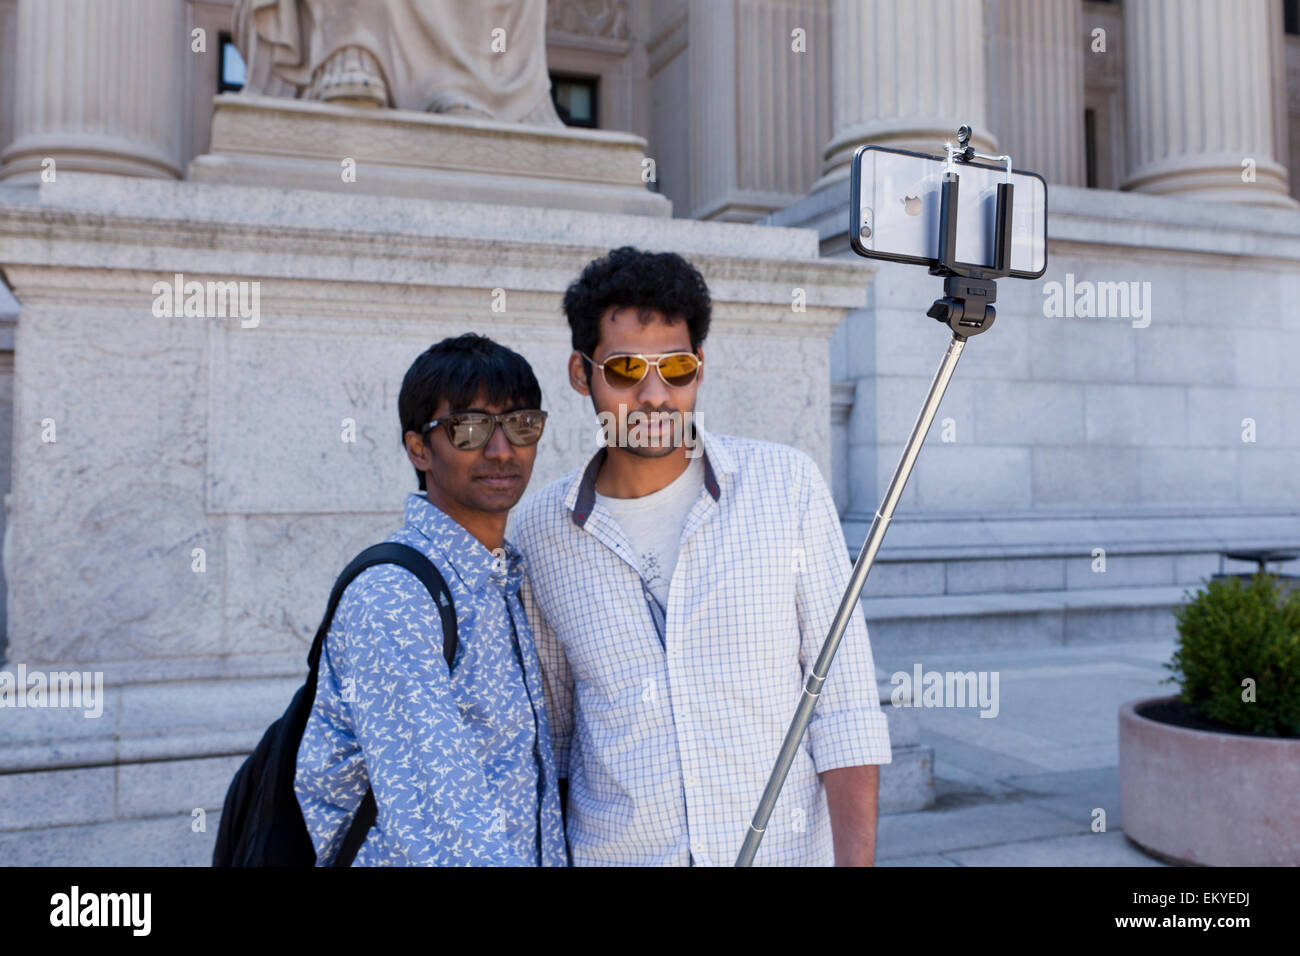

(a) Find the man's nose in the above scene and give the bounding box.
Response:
[482,421,514,461]
[635,362,670,404]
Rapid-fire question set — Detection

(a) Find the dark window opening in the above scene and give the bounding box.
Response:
[1084,108,1098,189]
[550,74,598,128]
[1285,0,1299,35]
[219,33,246,93]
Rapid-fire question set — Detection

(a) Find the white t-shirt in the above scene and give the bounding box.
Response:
[595,454,704,609]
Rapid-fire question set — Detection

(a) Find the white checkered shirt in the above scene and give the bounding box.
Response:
[509,421,892,866]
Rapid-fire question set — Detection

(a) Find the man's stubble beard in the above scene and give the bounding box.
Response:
[621,441,679,459]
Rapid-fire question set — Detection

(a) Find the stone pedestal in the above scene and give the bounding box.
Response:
[188,94,672,217]
[0,173,862,681]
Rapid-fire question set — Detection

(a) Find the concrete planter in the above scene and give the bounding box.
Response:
[1119,696,1300,865]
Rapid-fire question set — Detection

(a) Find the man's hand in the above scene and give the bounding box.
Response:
[822,764,879,866]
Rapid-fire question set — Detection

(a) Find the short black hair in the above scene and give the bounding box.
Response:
[562,246,711,385]
[398,333,542,490]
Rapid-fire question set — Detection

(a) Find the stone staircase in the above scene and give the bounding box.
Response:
[844,507,1300,661]
[0,671,933,863]
[0,676,294,865]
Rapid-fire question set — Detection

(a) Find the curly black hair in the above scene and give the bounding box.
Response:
[562,246,711,385]
[398,333,542,490]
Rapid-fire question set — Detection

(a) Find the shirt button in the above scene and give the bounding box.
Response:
[685,775,698,788]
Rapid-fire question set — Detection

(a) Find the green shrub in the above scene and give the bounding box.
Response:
[1165,572,1300,737]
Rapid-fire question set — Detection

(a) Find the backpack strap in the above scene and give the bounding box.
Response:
[308,541,459,867]
[308,542,458,673]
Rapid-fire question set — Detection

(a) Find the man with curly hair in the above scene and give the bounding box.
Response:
[509,247,892,866]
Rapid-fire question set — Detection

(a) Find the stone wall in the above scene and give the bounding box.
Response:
[0,173,868,684]
[769,173,1300,660]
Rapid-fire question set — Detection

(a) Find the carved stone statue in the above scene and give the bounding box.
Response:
[234,0,564,126]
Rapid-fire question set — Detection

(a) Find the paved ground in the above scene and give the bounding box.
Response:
[0,638,1177,866]
[874,638,1174,866]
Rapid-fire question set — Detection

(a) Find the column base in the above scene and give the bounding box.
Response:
[0,134,181,183]
[1122,154,1298,209]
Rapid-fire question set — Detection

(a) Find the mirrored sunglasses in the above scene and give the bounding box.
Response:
[422,409,547,451]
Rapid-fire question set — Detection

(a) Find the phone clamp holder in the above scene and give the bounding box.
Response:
[926,125,1015,338]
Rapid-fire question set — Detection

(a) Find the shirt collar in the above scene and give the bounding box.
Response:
[403,492,523,593]
[565,417,733,529]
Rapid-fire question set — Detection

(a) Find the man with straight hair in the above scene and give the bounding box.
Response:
[510,247,892,866]
[295,332,565,866]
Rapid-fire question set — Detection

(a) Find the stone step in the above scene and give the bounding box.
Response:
[0,754,245,833]
[0,812,220,867]
[861,585,1188,658]
[0,749,935,866]
[840,508,1300,605]
[0,678,935,831]
[0,746,932,845]
[0,677,301,775]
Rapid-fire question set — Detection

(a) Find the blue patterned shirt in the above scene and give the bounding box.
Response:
[294,493,566,866]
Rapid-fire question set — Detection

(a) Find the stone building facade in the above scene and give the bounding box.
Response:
[3,0,1297,657]
[0,0,1297,842]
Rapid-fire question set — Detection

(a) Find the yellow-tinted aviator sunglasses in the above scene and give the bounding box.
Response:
[577,350,702,389]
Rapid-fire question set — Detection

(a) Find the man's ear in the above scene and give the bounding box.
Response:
[696,346,704,385]
[569,351,590,396]
[404,430,433,478]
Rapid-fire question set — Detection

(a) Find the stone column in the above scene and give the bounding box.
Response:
[989,0,1085,186]
[731,0,832,218]
[0,0,186,183]
[685,0,738,218]
[682,0,831,221]
[1121,0,1295,207]
[819,0,996,188]
[0,0,18,158]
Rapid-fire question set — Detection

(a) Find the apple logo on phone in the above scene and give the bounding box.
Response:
[901,195,923,216]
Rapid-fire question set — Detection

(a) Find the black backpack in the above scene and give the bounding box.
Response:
[212,542,458,867]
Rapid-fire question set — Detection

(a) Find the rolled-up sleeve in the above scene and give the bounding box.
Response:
[328,571,530,865]
[520,568,574,778]
[794,456,893,772]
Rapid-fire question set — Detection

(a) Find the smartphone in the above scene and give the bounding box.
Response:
[849,144,1047,278]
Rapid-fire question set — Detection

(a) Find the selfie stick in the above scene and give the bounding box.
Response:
[736,126,1016,866]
